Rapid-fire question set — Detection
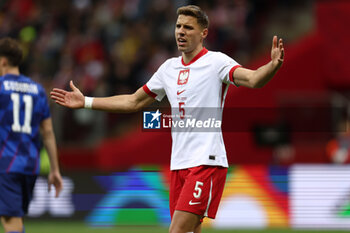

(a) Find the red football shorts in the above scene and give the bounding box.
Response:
[169,165,227,219]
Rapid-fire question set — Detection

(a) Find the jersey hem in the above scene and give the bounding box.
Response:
[170,163,228,171]
[0,171,39,175]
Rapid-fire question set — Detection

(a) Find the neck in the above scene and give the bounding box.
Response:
[1,66,20,76]
[182,45,204,64]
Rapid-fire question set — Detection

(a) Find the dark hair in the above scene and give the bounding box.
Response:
[0,37,23,66]
[177,5,209,29]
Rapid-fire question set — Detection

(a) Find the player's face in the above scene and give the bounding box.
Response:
[175,15,208,54]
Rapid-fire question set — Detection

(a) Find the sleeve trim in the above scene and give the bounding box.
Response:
[142,85,157,99]
[229,65,242,82]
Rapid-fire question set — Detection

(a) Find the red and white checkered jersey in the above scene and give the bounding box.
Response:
[143,48,241,170]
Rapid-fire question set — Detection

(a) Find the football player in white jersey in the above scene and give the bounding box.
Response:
[51,5,284,233]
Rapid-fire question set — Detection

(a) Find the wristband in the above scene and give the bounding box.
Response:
[84,96,94,109]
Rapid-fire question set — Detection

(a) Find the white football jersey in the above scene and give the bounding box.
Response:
[143,48,241,170]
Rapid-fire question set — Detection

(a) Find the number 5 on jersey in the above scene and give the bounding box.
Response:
[179,102,185,119]
[193,181,203,199]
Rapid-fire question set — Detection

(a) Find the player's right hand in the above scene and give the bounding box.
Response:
[50,80,85,109]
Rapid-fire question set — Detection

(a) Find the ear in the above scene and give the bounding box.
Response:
[0,57,8,67]
[201,28,208,39]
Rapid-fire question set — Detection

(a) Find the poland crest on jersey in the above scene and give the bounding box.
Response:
[177,69,190,85]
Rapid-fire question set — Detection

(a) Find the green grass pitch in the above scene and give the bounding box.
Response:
[20,221,349,233]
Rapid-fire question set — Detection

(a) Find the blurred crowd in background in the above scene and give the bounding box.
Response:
[0,0,313,146]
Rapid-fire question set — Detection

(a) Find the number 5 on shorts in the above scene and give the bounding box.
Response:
[193,181,203,199]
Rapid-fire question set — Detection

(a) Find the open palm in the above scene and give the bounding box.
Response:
[271,35,284,69]
[50,81,85,109]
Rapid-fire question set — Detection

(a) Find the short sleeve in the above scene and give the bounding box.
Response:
[143,63,167,102]
[216,52,241,85]
[39,86,51,121]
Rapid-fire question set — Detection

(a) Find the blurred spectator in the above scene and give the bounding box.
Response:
[0,0,313,146]
[326,118,350,164]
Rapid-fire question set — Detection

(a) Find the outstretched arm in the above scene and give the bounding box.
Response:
[233,35,284,88]
[50,81,155,113]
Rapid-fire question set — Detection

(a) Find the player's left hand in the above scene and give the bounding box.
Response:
[271,35,284,69]
[48,171,63,198]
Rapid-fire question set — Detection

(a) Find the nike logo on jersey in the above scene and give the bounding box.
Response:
[189,200,201,205]
[177,90,186,95]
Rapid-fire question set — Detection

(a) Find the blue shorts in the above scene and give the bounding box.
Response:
[0,173,37,217]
